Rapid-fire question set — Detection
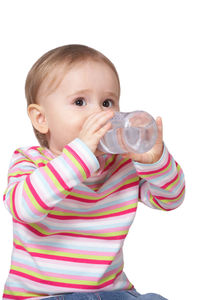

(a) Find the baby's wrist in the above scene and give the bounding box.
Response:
[151,144,164,164]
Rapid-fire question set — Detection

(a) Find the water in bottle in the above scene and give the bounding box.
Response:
[97,110,158,154]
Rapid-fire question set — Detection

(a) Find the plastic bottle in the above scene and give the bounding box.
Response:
[97,110,158,154]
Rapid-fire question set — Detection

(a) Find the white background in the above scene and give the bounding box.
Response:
[0,1,199,299]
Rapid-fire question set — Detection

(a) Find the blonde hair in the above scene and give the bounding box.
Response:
[25,44,121,148]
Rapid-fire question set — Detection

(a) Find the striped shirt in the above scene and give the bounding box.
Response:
[2,138,185,299]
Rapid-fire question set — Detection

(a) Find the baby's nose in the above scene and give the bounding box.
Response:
[91,104,104,114]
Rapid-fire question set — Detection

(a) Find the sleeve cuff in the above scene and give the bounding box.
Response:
[62,138,100,180]
[133,143,170,179]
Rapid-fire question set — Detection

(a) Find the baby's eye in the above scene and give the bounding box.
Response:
[103,99,113,107]
[74,97,86,106]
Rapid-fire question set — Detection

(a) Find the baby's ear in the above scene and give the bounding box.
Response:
[27,104,48,134]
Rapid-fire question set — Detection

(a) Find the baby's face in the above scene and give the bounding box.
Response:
[38,60,120,157]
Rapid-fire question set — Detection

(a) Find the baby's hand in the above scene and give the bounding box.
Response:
[78,111,114,154]
[121,117,164,164]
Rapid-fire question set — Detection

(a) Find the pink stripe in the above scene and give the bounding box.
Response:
[26,175,51,210]
[61,149,86,182]
[170,174,184,192]
[29,146,40,150]
[12,184,23,222]
[137,153,171,175]
[9,166,32,174]
[64,144,90,177]
[13,260,123,282]
[50,198,136,216]
[40,166,69,199]
[4,286,30,293]
[22,188,43,218]
[3,285,46,299]
[104,263,123,278]
[10,269,122,289]
[14,150,20,154]
[104,155,117,172]
[141,161,173,182]
[38,162,46,167]
[48,207,137,221]
[13,243,112,264]
[15,241,116,256]
[67,176,139,202]
[47,162,70,190]
[8,173,31,180]
[112,159,131,176]
[9,164,31,172]
[161,172,178,189]
[151,196,173,211]
[13,222,130,239]
[13,261,120,282]
[13,261,100,281]
[154,186,185,201]
[11,159,34,168]
[3,294,27,300]
[161,167,184,190]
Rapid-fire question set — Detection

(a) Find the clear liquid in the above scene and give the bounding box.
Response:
[98,111,158,154]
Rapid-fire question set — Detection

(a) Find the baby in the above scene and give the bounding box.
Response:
[2,44,185,300]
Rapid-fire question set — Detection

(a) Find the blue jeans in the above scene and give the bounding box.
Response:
[41,288,168,299]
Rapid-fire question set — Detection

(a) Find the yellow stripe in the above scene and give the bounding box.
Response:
[141,160,172,178]
[11,264,123,286]
[14,239,114,260]
[9,170,32,177]
[165,165,182,191]
[16,149,35,163]
[22,220,130,236]
[37,146,53,161]
[49,202,137,217]
[43,165,69,196]
[9,187,15,217]
[149,195,165,210]
[156,188,185,204]
[67,176,139,200]
[11,158,32,165]
[4,290,41,297]
[16,148,48,167]
[105,155,115,167]
[112,157,129,173]
[24,181,47,214]
[63,147,87,180]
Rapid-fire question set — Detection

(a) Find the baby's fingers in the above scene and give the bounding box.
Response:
[155,116,163,143]
[83,111,114,133]
[96,121,112,139]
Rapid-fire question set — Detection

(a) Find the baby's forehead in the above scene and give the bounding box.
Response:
[37,59,120,102]
[36,62,71,102]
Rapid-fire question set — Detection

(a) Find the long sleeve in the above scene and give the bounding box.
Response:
[133,143,185,211]
[3,138,100,223]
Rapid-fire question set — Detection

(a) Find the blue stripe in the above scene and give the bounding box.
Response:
[134,143,167,167]
[57,192,138,212]
[59,154,83,183]
[99,171,138,192]
[11,255,122,277]
[142,156,178,182]
[41,219,133,231]
[35,167,65,201]
[144,172,184,193]
[13,230,119,252]
[21,193,45,221]
[75,138,100,169]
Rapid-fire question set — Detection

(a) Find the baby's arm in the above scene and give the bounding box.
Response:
[134,144,185,210]
[3,111,114,224]
[3,138,99,223]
